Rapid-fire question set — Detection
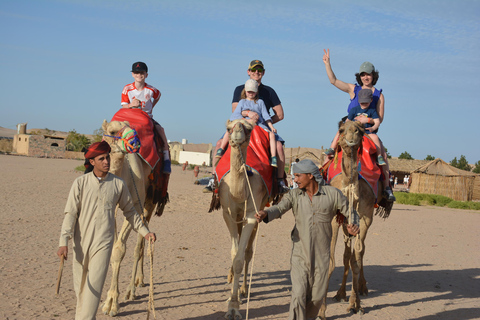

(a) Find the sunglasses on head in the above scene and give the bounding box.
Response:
[250,67,264,73]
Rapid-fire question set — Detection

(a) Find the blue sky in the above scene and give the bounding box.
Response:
[1,0,479,163]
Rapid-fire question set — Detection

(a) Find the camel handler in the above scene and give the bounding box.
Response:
[255,159,359,320]
[56,141,156,320]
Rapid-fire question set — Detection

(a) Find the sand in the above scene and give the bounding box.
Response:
[0,154,479,320]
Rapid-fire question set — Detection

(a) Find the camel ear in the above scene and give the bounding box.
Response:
[102,120,108,132]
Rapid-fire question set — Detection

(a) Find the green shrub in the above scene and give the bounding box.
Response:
[393,192,478,210]
[74,165,85,172]
[171,160,179,165]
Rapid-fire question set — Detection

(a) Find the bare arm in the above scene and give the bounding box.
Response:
[267,120,276,133]
[377,93,385,123]
[323,49,355,98]
[270,104,284,124]
[231,102,238,113]
[366,118,380,132]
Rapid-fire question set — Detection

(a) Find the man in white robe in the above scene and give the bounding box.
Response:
[57,141,156,320]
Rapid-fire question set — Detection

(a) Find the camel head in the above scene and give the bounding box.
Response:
[226,119,255,149]
[338,120,365,150]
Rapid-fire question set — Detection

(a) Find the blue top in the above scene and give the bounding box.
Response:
[231,99,272,131]
[347,105,379,134]
[232,83,281,114]
[347,85,382,113]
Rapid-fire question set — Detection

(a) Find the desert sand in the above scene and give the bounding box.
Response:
[0,154,479,320]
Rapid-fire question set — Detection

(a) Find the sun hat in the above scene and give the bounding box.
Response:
[244,79,259,92]
[359,61,375,74]
[358,89,373,103]
[131,61,148,72]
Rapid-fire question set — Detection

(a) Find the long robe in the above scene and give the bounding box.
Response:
[264,183,353,320]
[59,172,149,320]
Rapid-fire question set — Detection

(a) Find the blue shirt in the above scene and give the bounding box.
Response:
[232,83,281,115]
[347,105,379,133]
[347,85,382,113]
[231,99,272,131]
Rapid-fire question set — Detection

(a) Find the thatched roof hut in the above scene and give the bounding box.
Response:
[388,158,430,181]
[409,158,477,201]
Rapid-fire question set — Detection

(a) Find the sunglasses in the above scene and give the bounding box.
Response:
[249,67,264,73]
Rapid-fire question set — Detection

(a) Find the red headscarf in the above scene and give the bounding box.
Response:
[84,141,111,170]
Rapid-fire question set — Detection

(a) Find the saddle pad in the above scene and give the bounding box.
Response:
[326,136,382,199]
[215,126,274,196]
[111,108,160,170]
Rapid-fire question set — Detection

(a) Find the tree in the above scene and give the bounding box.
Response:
[384,147,392,159]
[450,155,470,171]
[66,129,91,151]
[473,161,480,174]
[92,126,104,143]
[425,155,435,161]
[399,151,413,160]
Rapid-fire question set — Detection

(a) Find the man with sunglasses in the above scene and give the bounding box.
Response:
[205,60,287,192]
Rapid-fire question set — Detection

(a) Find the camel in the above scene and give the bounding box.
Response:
[100,119,167,317]
[319,120,389,319]
[219,119,269,320]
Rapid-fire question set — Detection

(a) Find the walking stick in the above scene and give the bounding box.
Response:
[56,255,65,295]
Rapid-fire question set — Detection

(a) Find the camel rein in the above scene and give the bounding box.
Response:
[239,146,260,320]
[124,154,157,319]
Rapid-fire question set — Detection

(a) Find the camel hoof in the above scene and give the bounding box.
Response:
[225,308,242,320]
[102,295,119,317]
[333,294,347,302]
[358,307,365,315]
[348,307,357,314]
[124,288,136,301]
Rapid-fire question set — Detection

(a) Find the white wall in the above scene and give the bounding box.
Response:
[178,151,211,166]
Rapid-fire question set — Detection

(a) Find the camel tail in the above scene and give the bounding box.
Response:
[375,197,393,219]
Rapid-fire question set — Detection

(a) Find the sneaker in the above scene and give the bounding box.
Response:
[163,159,172,174]
[215,148,225,159]
[278,180,289,194]
[323,148,335,156]
[270,156,278,167]
[384,186,396,201]
[203,185,213,193]
[378,155,387,166]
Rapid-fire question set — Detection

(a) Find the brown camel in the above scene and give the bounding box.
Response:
[100,119,167,317]
[219,119,269,320]
[319,120,390,319]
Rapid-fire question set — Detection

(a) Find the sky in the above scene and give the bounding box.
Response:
[1,0,480,164]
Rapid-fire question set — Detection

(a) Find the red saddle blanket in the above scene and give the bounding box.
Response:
[325,136,382,199]
[111,108,160,170]
[215,126,274,196]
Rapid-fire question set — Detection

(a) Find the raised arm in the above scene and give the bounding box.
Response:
[323,49,355,97]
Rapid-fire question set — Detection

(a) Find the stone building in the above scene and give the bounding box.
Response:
[13,134,66,158]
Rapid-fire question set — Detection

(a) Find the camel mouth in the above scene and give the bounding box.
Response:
[345,139,357,147]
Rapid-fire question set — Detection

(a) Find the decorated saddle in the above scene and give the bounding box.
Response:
[215,126,274,196]
[323,135,383,200]
[110,108,169,212]
[111,108,160,170]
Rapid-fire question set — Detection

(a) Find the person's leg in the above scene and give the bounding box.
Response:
[289,254,309,320]
[324,131,340,156]
[216,131,229,158]
[76,248,112,320]
[155,123,171,174]
[277,141,285,179]
[269,131,277,167]
[370,134,395,201]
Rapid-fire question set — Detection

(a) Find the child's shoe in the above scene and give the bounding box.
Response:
[377,155,387,166]
[215,148,225,159]
[270,156,278,167]
[323,148,335,156]
[278,179,289,194]
[163,159,172,174]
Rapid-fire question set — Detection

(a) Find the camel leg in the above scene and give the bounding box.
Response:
[223,207,240,284]
[334,226,351,303]
[357,215,372,296]
[226,220,257,320]
[240,223,257,297]
[125,202,154,300]
[319,219,341,320]
[102,219,133,317]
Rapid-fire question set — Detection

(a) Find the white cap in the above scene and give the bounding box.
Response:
[244,79,258,92]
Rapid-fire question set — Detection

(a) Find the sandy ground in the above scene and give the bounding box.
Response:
[0,154,479,320]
